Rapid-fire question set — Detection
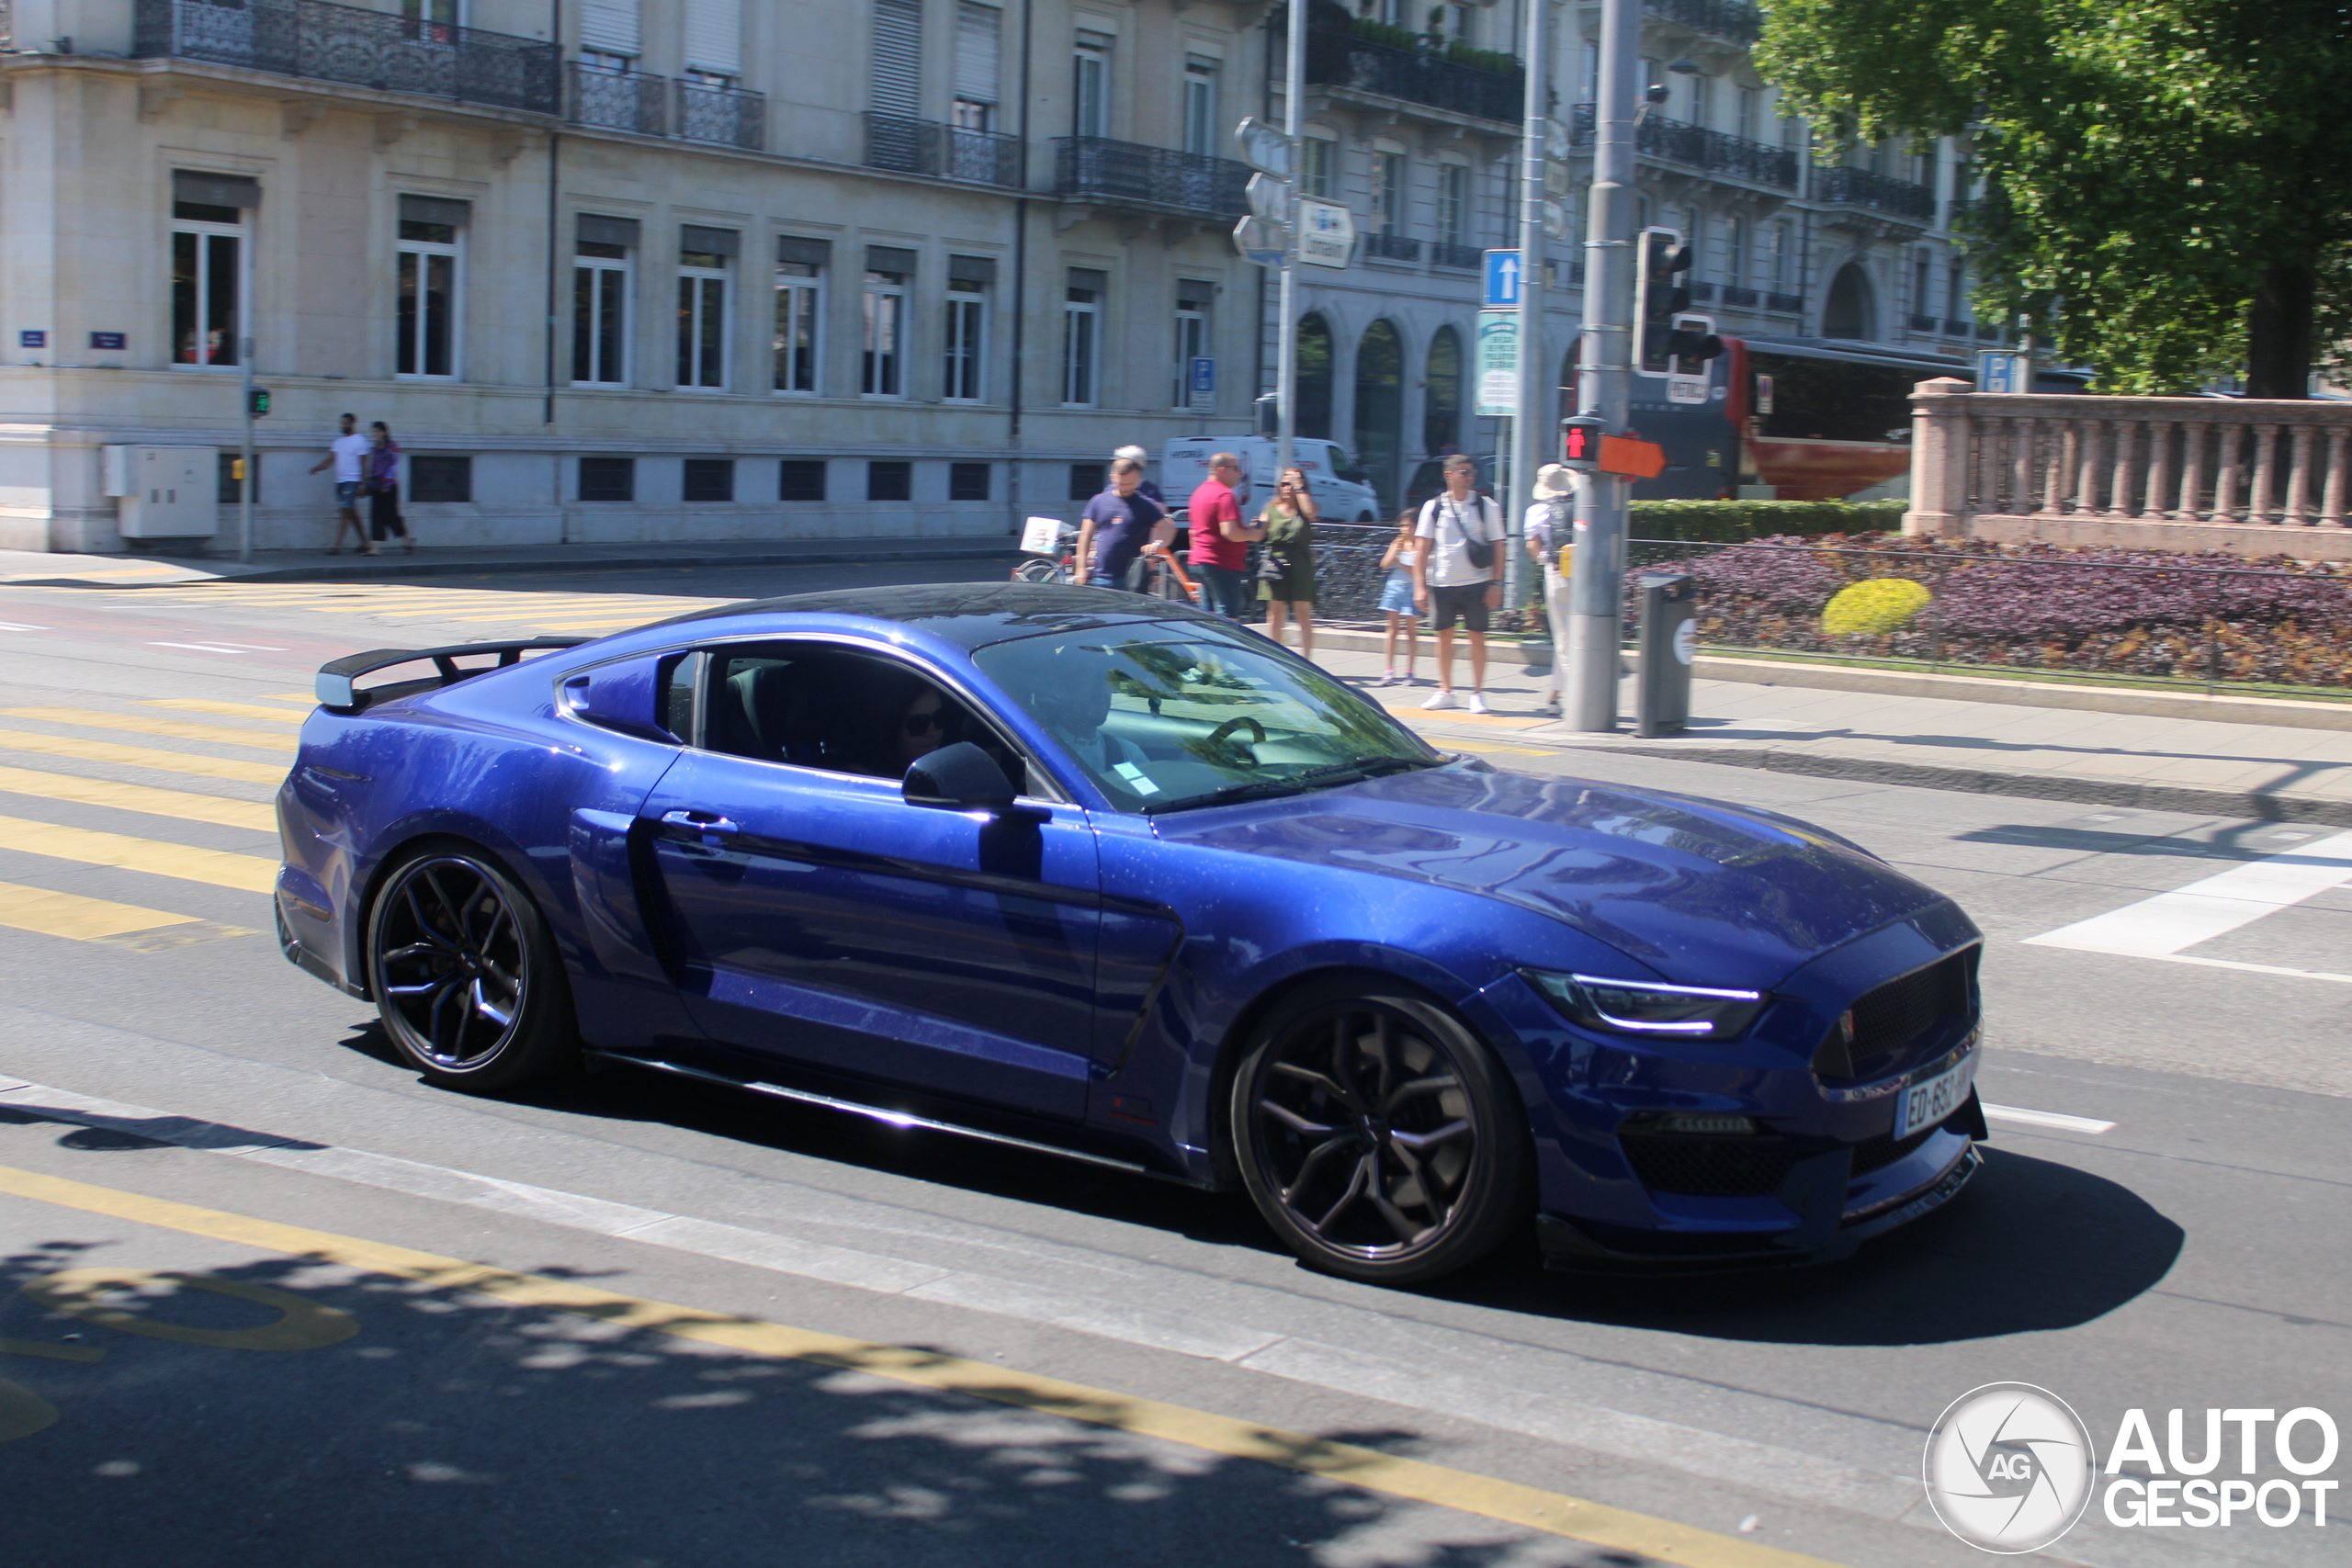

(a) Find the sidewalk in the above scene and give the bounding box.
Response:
[0,535,1020,588]
[1295,637,2352,826]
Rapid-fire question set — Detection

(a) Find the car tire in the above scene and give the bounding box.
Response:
[1230,981,1531,1284]
[367,845,579,1093]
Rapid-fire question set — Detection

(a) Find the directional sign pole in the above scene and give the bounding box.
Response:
[1276,0,1305,484]
[1508,0,1547,615]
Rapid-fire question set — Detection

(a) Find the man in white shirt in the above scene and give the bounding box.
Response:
[1410,454,1505,712]
[307,412,374,555]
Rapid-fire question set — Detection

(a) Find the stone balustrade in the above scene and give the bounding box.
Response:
[1905,379,2352,558]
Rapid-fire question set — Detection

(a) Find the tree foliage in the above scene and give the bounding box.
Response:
[1755,1,2352,395]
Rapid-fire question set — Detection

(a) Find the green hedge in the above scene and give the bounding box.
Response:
[1628,500,1908,543]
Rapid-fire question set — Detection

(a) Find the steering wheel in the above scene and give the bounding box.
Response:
[1203,715,1267,768]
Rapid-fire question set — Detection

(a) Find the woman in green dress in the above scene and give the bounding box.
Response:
[1256,466,1319,659]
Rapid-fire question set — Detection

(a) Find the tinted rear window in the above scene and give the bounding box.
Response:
[1752,353,1918,445]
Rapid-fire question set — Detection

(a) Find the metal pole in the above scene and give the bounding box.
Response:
[1507,0,1545,612]
[238,339,254,565]
[1275,0,1304,483]
[1567,0,1636,731]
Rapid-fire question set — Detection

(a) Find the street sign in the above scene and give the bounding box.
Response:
[1542,200,1571,241]
[1484,249,1522,309]
[1233,117,1292,180]
[1296,198,1355,268]
[1245,172,1290,223]
[1544,117,1573,162]
[1476,309,1519,416]
[1977,350,2031,393]
[1232,215,1289,269]
[1189,356,1216,410]
[1598,435,1667,479]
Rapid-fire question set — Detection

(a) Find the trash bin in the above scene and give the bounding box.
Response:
[1634,572,1696,738]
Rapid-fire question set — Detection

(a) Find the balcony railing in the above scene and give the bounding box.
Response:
[133,0,559,115]
[864,113,1023,189]
[1431,241,1482,270]
[1814,165,1935,221]
[1643,0,1762,45]
[676,79,763,150]
[568,64,665,136]
[1363,232,1420,262]
[1306,33,1521,125]
[1053,137,1248,219]
[1569,106,1796,189]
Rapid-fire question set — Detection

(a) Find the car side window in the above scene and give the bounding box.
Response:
[696,642,1030,789]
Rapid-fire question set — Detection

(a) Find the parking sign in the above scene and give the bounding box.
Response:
[1189,356,1215,411]
[1977,350,2031,394]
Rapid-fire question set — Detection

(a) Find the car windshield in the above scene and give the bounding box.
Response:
[972,621,1442,813]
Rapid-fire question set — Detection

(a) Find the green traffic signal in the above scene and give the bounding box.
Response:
[249,388,271,417]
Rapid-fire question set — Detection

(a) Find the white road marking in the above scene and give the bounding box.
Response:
[149,641,264,655]
[1982,1103,2116,1135]
[0,622,51,632]
[2022,828,2352,958]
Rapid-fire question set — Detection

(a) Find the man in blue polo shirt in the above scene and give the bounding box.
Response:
[1076,457,1170,591]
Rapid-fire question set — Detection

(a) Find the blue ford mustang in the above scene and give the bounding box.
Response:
[277,584,1986,1285]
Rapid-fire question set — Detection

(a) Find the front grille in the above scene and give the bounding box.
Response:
[1849,1122,1939,1177]
[1815,949,1975,1079]
[1622,1135,1802,1198]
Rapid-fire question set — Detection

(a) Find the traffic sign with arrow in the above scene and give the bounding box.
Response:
[1484,249,1522,309]
[1233,215,1290,269]
[1233,117,1292,180]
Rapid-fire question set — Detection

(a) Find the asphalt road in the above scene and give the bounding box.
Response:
[0,558,2344,1568]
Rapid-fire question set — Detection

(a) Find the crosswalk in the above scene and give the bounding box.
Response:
[0,694,311,952]
[99,581,738,636]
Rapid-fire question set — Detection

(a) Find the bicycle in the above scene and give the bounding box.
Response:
[1011,537,1198,605]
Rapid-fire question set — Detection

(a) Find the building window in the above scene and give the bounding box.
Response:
[1073,32,1110,137]
[1581,41,1600,100]
[1068,462,1101,501]
[949,462,990,501]
[944,268,989,401]
[1949,260,1970,322]
[1736,86,1758,143]
[684,458,734,501]
[1724,217,1747,290]
[1062,275,1101,406]
[863,270,908,396]
[170,198,244,369]
[954,1,1001,130]
[1172,286,1209,410]
[779,459,827,501]
[1371,152,1406,233]
[572,223,635,387]
[409,455,471,503]
[579,48,634,73]
[774,259,822,393]
[1182,58,1218,157]
[395,199,464,379]
[676,231,732,390]
[1687,74,1711,130]
[1437,164,1469,248]
[580,457,635,501]
[1768,221,1792,291]
[1915,253,1934,322]
[1301,137,1336,200]
[872,0,922,117]
[868,460,912,501]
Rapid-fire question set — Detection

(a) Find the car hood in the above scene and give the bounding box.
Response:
[1155,763,1951,989]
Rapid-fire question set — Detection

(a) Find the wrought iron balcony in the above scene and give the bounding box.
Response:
[1431,242,1482,270]
[676,79,763,150]
[1306,32,1521,125]
[1643,0,1762,46]
[133,0,558,115]
[1813,165,1935,221]
[568,64,665,136]
[1052,137,1248,219]
[1363,232,1420,262]
[1568,106,1796,190]
[864,113,1023,189]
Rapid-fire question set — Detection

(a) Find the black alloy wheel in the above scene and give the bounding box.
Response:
[368,849,577,1092]
[1232,985,1529,1284]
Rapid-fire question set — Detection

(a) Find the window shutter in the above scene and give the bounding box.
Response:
[954,2,1001,106]
[867,245,920,275]
[871,0,922,116]
[399,194,470,229]
[682,0,742,75]
[577,213,641,249]
[681,225,740,257]
[174,171,260,209]
[578,0,639,55]
[947,254,997,284]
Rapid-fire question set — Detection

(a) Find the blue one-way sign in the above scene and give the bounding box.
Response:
[1484,249,1521,309]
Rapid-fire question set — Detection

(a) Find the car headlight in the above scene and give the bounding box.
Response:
[1521,969,1768,1040]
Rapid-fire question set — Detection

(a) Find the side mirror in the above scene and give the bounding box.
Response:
[904,741,1019,810]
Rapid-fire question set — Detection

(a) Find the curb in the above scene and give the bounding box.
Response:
[162,542,1024,586]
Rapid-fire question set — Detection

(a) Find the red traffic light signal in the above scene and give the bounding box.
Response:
[1560,414,1605,470]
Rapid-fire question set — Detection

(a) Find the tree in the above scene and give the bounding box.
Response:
[1756,0,2352,397]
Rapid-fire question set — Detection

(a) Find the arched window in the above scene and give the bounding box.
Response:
[1824,262,1875,341]
[1296,312,1334,439]
[1353,320,1404,513]
[1423,325,1462,458]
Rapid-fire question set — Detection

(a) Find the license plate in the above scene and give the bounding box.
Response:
[1894,1051,1976,1139]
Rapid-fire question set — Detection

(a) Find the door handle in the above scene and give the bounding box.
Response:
[660,809,741,846]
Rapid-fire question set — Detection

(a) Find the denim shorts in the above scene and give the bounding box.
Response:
[335,480,361,505]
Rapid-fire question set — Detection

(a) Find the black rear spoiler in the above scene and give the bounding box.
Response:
[315,638,590,713]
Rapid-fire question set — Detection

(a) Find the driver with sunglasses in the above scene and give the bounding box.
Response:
[893,685,952,773]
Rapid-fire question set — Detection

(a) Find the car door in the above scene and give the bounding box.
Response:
[639,638,1102,1122]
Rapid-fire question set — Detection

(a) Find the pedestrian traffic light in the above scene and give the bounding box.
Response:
[248,387,271,417]
[1634,229,1691,374]
[1560,414,1606,471]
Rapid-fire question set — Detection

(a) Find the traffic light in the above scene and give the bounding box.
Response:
[1664,315,1724,375]
[1254,391,1281,437]
[248,387,271,418]
[1634,230,1692,374]
[1560,414,1606,471]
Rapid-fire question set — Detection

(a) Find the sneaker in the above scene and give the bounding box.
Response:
[1534,696,1563,717]
[1424,690,1459,711]
[1466,693,1491,715]
[1377,670,1398,686]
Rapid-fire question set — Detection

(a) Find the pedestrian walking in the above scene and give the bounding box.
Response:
[363,422,413,553]
[306,412,374,555]
[1075,457,1169,591]
[1256,466,1319,659]
[1410,453,1504,713]
[1524,463,1580,717]
[1186,451,1261,619]
[1113,445,1166,509]
[1375,509,1423,685]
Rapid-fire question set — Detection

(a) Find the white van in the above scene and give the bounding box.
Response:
[1159,436,1384,524]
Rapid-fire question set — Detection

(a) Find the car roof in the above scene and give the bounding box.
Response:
[653,581,1227,651]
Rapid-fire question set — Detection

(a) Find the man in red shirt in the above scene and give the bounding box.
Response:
[1186,452,1261,619]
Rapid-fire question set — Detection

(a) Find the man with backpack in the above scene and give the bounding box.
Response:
[1410,454,1505,712]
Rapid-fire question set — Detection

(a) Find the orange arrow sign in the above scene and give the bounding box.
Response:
[1598,435,1667,479]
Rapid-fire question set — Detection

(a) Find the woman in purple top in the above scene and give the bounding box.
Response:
[364,422,413,554]
[1076,457,1169,590]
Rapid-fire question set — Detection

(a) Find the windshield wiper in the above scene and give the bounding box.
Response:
[1143,754,1433,815]
[1143,777,1310,814]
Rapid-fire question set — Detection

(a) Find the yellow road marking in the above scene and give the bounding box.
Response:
[0,882,199,940]
[0,708,294,753]
[1388,707,1550,729]
[1450,740,1557,757]
[0,1163,1846,1568]
[140,698,308,728]
[0,814,277,893]
[0,1336,105,1364]
[0,765,275,831]
[24,1268,359,1351]
[264,694,315,705]
[527,618,665,633]
[3,566,184,581]
[0,728,286,784]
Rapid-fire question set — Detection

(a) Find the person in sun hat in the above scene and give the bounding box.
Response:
[1524,462,1582,717]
